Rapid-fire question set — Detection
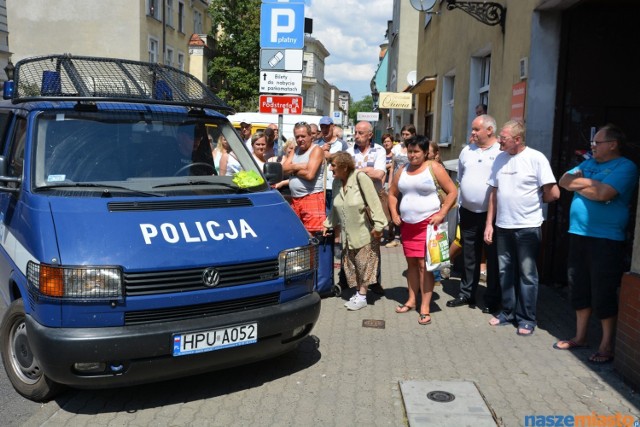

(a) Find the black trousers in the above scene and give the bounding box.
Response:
[458,207,501,306]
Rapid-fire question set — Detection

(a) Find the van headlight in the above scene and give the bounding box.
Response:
[26,262,123,300]
[278,245,316,280]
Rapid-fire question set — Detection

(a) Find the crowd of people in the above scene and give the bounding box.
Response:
[231,113,637,365]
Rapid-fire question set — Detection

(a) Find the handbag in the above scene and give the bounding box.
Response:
[426,221,451,271]
[428,162,446,205]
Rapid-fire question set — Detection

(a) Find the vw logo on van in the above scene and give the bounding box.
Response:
[202,268,221,287]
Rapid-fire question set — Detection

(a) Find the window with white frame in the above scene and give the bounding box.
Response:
[440,74,455,145]
[177,53,185,71]
[166,47,174,67]
[194,10,203,34]
[166,0,174,27]
[149,37,159,63]
[148,0,161,20]
[178,2,185,33]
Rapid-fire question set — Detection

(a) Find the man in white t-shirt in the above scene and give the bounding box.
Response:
[353,121,386,192]
[447,114,501,313]
[240,121,253,152]
[484,120,560,336]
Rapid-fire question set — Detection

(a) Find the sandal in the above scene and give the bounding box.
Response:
[418,313,432,325]
[488,313,511,326]
[395,304,415,314]
[517,324,535,336]
[588,351,614,364]
[553,339,588,350]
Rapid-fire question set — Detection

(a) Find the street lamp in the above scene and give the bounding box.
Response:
[4,60,14,81]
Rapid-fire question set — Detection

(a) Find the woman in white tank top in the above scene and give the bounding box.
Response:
[387,136,457,325]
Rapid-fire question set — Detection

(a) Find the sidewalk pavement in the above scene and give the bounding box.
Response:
[23,245,640,427]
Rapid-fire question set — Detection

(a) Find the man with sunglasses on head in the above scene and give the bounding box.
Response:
[283,122,326,233]
[555,124,638,365]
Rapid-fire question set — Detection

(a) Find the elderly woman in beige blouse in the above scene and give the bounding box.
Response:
[322,152,387,311]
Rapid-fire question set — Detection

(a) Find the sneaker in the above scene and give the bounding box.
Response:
[344,293,358,307]
[385,239,400,248]
[345,297,367,311]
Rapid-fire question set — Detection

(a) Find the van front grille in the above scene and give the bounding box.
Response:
[123,259,280,296]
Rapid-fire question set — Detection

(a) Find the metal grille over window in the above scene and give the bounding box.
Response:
[9,54,233,113]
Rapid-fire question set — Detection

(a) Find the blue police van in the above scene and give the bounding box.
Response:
[0,55,320,401]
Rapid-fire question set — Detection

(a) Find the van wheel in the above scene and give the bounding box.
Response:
[1,299,63,402]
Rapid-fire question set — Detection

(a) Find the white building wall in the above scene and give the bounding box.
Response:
[7,0,141,62]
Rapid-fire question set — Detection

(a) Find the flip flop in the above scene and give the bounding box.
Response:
[488,314,511,326]
[395,304,415,314]
[418,313,432,325]
[588,352,614,364]
[553,340,588,350]
[517,324,535,336]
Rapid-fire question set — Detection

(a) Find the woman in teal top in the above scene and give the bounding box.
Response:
[323,152,387,311]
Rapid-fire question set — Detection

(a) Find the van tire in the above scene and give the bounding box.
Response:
[1,299,63,402]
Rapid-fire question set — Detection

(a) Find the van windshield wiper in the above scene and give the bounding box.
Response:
[35,183,163,197]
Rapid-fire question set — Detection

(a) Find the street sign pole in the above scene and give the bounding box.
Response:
[278,114,284,155]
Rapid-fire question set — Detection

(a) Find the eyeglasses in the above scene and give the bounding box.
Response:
[590,140,614,146]
[294,121,308,126]
[498,135,517,142]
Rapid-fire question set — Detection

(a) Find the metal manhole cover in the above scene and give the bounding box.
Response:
[362,319,385,329]
[427,390,456,403]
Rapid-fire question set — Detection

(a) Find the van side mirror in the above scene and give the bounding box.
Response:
[263,162,283,185]
[0,156,22,193]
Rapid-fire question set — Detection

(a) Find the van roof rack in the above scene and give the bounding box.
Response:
[9,54,234,113]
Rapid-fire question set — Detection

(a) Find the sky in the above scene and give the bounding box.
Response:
[304,0,394,102]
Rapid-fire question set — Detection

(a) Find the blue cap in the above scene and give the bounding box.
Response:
[319,116,333,125]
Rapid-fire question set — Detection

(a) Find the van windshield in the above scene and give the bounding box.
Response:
[32,110,266,195]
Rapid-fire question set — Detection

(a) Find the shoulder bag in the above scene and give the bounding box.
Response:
[428,161,446,205]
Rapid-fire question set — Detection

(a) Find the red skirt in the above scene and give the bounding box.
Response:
[400,217,431,258]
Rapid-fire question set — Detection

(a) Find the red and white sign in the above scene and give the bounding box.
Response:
[259,95,303,114]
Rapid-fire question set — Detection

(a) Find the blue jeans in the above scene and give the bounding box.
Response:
[495,226,541,328]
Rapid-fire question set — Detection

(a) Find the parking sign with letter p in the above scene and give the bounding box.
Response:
[260,2,305,49]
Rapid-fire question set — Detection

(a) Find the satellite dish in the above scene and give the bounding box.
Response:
[409,0,437,12]
[407,70,417,86]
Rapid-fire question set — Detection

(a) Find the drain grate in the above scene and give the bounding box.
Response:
[427,390,456,403]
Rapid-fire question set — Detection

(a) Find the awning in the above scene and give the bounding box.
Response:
[406,76,437,94]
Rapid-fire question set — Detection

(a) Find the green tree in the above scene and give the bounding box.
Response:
[208,0,261,112]
[348,95,374,123]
